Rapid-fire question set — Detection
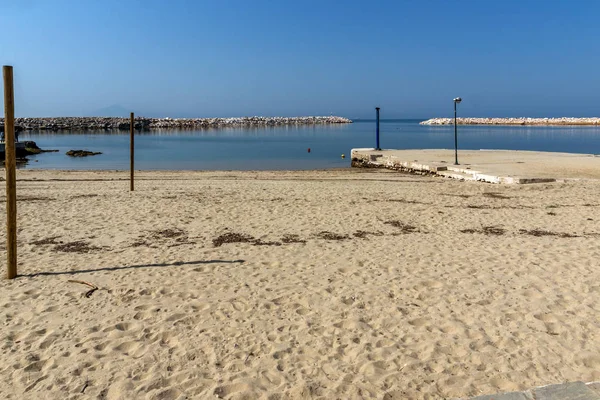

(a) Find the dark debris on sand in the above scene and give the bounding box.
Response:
[31,236,62,246]
[353,230,384,239]
[152,228,186,239]
[482,192,512,200]
[384,220,419,234]
[130,239,154,248]
[385,198,428,204]
[315,231,350,241]
[54,240,104,253]
[441,193,472,199]
[518,229,579,238]
[213,232,256,247]
[137,228,196,247]
[0,196,55,202]
[281,234,307,244]
[213,232,301,247]
[253,240,282,246]
[460,226,506,236]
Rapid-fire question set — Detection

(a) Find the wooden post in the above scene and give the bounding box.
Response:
[3,66,17,279]
[130,112,134,191]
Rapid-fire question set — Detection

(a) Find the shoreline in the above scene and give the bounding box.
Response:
[0,116,352,132]
[420,117,600,126]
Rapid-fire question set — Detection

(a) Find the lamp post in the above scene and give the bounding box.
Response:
[453,97,462,165]
[375,107,381,150]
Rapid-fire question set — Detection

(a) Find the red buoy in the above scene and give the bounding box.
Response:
[307,148,311,153]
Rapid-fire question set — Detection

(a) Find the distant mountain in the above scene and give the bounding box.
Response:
[90,105,131,117]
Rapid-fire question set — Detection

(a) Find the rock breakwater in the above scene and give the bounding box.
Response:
[420,117,600,126]
[0,116,352,132]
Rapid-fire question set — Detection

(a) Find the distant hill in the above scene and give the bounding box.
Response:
[90,105,131,117]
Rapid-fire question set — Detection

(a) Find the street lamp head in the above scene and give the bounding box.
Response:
[453,97,462,104]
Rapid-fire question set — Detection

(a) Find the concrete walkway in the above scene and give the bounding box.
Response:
[461,381,600,400]
[350,149,600,184]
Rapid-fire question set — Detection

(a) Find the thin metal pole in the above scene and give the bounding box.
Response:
[130,112,134,191]
[376,107,381,150]
[454,102,458,165]
[3,66,17,279]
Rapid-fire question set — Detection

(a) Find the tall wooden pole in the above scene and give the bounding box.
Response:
[130,112,134,191]
[3,66,17,279]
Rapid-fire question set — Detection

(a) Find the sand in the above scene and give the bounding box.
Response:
[0,168,599,399]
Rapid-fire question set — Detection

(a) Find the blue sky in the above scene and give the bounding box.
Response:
[1,0,599,118]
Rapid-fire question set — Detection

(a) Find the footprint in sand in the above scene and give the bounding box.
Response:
[421,280,444,289]
[38,305,59,313]
[23,358,54,373]
[533,312,557,323]
[93,342,109,351]
[260,370,283,386]
[228,300,248,313]
[113,340,141,355]
[152,388,185,400]
[38,333,60,350]
[165,313,187,323]
[408,317,429,327]
[358,360,391,380]
[114,322,137,331]
[214,382,255,398]
[188,301,210,312]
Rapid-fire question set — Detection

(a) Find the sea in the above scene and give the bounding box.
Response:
[17,119,600,170]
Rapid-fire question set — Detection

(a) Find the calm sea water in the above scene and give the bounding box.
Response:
[18,119,600,170]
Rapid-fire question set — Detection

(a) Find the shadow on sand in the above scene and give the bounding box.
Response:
[20,259,246,278]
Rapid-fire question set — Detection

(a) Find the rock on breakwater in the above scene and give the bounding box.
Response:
[0,116,352,132]
[420,117,600,126]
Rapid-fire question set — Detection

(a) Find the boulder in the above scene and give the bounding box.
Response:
[66,150,102,157]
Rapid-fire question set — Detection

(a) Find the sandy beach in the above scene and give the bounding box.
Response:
[1,168,599,399]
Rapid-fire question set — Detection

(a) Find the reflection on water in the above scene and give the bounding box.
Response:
[18,120,600,170]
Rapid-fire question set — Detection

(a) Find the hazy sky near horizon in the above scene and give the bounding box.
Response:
[2,0,600,118]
